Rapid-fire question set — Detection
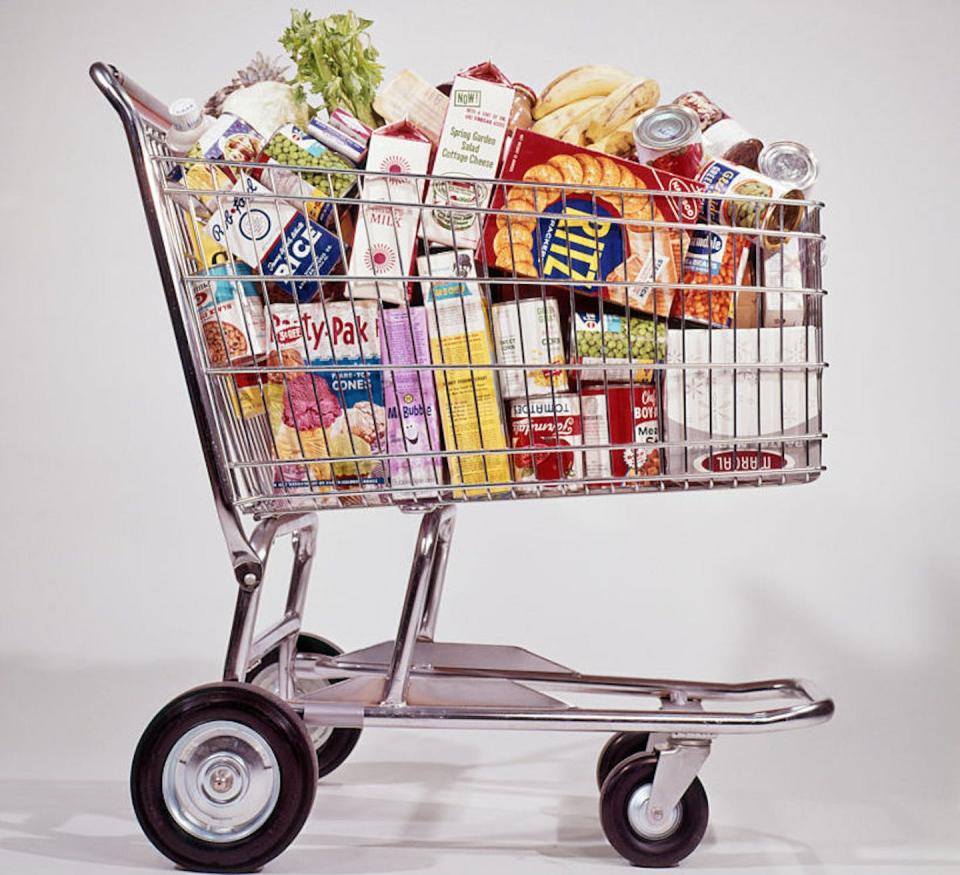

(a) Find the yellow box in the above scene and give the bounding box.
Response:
[427,296,511,496]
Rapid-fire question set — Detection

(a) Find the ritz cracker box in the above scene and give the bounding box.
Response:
[380,307,444,496]
[482,130,703,316]
[418,250,511,495]
[348,121,433,305]
[423,62,516,249]
[266,300,386,496]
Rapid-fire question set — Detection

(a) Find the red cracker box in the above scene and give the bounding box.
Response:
[482,130,703,317]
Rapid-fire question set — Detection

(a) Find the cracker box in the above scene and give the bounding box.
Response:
[268,300,385,495]
[664,326,821,478]
[423,62,516,249]
[207,176,343,302]
[380,307,444,495]
[492,297,568,399]
[482,130,703,316]
[509,394,583,489]
[348,121,433,305]
[421,262,511,496]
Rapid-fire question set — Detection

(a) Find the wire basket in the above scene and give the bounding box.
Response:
[147,121,824,514]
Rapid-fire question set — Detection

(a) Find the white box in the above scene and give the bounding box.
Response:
[664,326,821,478]
[423,63,515,248]
[348,122,432,305]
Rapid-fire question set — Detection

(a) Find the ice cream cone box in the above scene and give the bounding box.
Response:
[265,299,386,493]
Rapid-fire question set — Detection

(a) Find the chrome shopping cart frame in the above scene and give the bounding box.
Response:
[92,62,833,871]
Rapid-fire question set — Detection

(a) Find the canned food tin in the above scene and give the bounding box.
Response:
[492,297,568,399]
[758,140,819,193]
[509,394,583,487]
[697,159,804,249]
[581,385,661,483]
[632,105,704,179]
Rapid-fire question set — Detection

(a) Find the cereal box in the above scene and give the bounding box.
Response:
[664,326,821,478]
[421,263,510,496]
[482,130,703,316]
[423,62,516,249]
[178,114,267,204]
[491,298,567,399]
[268,300,385,495]
[206,176,343,302]
[509,395,583,489]
[348,121,433,305]
[380,307,443,496]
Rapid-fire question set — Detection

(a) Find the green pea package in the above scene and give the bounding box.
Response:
[260,123,356,223]
[571,309,666,383]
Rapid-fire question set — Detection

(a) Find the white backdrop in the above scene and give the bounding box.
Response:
[1,1,958,873]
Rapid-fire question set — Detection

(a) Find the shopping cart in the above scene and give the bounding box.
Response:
[92,61,833,871]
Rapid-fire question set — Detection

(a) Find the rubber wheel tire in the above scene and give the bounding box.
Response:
[596,732,652,790]
[245,633,361,780]
[131,682,318,873]
[599,752,709,868]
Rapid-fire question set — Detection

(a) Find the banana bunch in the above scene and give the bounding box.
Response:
[531,65,660,158]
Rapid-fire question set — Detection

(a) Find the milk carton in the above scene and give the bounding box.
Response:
[348,121,433,305]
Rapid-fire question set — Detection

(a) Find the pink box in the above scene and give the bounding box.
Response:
[380,307,444,495]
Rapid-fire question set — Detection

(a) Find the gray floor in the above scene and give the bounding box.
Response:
[1,660,958,875]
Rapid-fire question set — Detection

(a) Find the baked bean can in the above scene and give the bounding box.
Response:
[632,105,704,179]
[491,297,568,399]
[672,229,753,326]
[696,159,804,248]
[581,385,661,483]
[509,394,583,487]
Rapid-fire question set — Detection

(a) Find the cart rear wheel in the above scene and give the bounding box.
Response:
[599,752,709,868]
[596,732,652,789]
[246,633,361,780]
[131,682,317,873]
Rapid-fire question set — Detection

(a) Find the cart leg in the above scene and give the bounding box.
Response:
[275,523,317,700]
[383,506,452,705]
[223,583,262,683]
[417,506,457,642]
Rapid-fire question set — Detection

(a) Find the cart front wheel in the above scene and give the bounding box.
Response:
[596,732,652,789]
[599,752,709,868]
[131,682,317,873]
[246,633,361,780]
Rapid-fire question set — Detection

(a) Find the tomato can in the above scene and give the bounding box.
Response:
[632,105,704,179]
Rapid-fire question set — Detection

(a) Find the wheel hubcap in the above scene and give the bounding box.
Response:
[162,720,280,843]
[626,782,682,840]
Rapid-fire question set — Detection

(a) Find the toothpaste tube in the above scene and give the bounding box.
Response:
[329,107,373,144]
[207,176,343,302]
[307,117,367,163]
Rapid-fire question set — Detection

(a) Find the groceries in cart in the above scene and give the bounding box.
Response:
[162,7,823,507]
